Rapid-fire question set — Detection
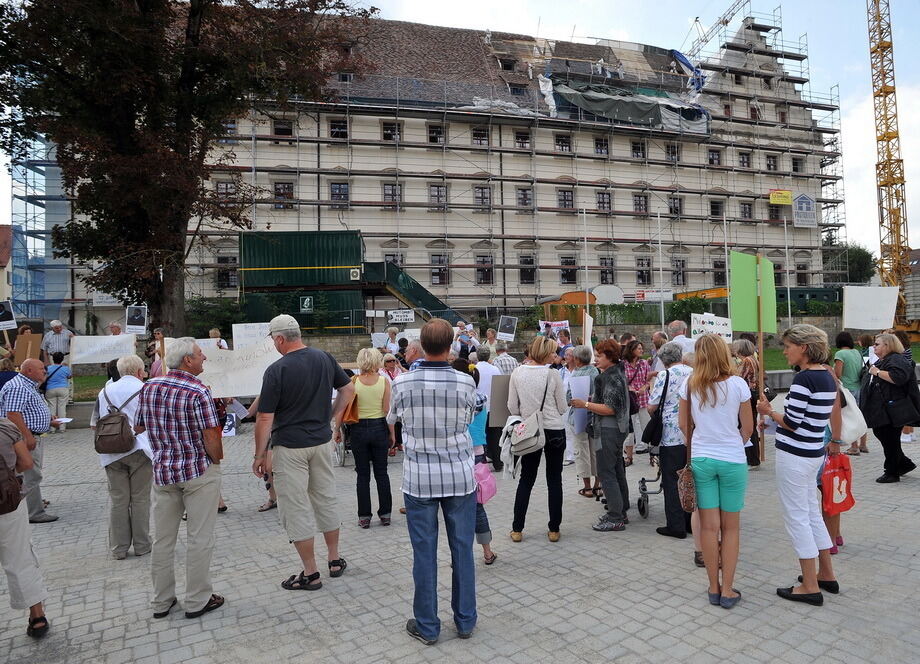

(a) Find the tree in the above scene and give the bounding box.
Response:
[823,241,876,285]
[0,0,376,332]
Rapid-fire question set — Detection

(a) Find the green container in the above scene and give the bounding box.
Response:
[242,290,365,335]
[240,231,364,289]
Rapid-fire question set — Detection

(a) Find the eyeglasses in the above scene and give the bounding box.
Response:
[385,360,396,363]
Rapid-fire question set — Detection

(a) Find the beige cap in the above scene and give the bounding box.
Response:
[50,320,63,327]
[268,314,300,334]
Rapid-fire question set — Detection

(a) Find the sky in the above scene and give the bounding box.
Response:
[4,0,920,256]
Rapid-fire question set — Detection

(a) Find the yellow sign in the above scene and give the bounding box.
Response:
[676,288,728,300]
[769,189,793,205]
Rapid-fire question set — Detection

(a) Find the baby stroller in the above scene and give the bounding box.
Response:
[636,444,663,518]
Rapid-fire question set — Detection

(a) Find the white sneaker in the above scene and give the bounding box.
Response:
[634,442,649,453]
[901,434,914,444]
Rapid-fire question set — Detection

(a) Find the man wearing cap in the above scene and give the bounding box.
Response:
[253,314,354,592]
[40,321,74,366]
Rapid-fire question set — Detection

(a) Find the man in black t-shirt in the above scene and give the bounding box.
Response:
[252,314,354,591]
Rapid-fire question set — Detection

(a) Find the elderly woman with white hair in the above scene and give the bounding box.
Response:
[565,345,600,498]
[344,348,396,528]
[758,324,842,606]
[383,327,400,355]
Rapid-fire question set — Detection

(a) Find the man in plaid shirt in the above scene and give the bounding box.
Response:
[136,338,224,621]
[387,318,478,645]
[492,341,519,375]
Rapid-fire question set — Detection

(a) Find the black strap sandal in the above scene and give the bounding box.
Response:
[328,558,347,578]
[27,615,49,639]
[281,571,322,591]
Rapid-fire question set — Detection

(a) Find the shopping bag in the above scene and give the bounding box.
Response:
[821,454,855,516]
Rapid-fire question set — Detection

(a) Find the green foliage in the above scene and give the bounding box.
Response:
[594,303,660,325]
[184,297,246,339]
[804,300,843,316]
[823,243,876,284]
[665,297,709,325]
[518,305,544,331]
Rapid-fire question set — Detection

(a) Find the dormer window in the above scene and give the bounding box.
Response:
[499,58,516,71]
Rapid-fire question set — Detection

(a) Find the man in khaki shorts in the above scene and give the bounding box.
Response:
[253,314,355,591]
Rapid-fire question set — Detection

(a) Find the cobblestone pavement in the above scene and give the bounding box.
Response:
[2,427,919,664]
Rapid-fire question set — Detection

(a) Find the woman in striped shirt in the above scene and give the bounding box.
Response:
[758,324,842,607]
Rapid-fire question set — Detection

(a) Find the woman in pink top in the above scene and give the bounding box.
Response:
[623,339,651,466]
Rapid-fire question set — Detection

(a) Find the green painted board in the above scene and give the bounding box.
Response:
[730,251,777,333]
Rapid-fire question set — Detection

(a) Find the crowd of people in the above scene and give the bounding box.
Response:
[0,313,916,643]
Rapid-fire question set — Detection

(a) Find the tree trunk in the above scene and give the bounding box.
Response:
[159,260,187,335]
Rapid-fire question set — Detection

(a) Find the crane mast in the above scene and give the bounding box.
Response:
[867,0,910,324]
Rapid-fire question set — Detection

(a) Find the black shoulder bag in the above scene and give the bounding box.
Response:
[641,368,669,446]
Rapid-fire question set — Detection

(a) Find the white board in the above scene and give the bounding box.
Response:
[843,286,899,330]
[70,334,137,364]
[195,338,221,352]
[125,305,148,335]
[537,320,570,335]
[198,337,282,398]
[232,322,271,350]
[387,309,414,323]
[371,329,420,349]
[497,315,518,342]
[569,376,591,434]
[690,313,732,342]
[0,300,16,332]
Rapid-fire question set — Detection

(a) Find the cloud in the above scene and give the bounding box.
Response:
[840,84,920,256]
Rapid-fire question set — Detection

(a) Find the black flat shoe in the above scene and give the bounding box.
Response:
[656,527,687,539]
[153,598,177,619]
[797,576,840,594]
[876,474,900,483]
[185,593,224,618]
[899,461,916,476]
[27,615,49,639]
[777,586,823,606]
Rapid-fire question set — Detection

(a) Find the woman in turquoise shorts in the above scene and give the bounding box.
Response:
[679,334,754,609]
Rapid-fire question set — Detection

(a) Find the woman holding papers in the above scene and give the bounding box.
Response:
[565,346,599,498]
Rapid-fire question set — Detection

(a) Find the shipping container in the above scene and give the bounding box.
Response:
[240,231,364,289]
[242,290,365,335]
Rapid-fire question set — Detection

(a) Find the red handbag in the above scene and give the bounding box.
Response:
[821,454,855,516]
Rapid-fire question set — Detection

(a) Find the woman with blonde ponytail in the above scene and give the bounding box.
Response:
[678,334,754,609]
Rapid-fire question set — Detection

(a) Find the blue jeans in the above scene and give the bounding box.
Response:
[404,491,477,639]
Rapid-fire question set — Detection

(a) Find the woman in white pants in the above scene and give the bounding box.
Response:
[758,324,842,607]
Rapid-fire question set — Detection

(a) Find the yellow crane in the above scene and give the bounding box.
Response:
[867,0,911,325]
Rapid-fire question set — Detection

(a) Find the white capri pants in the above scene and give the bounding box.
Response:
[775,449,832,559]
[0,501,49,610]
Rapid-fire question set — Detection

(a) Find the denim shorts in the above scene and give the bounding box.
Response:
[691,457,748,512]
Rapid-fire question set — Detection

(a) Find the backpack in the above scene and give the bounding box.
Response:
[94,386,143,455]
[0,419,24,515]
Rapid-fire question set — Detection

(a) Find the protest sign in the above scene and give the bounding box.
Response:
[198,337,282,398]
[13,335,41,366]
[222,414,237,437]
[232,322,271,350]
[537,320,571,337]
[691,313,733,342]
[125,305,148,335]
[569,376,591,434]
[583,313,594,347]
[497,315,518,342]
[488,374,512,428]
[729,251,776,333]
[842,286,899,330]
[70,334,137,364]
[372,328,423,348]
[0,300,16,332]
[195,338,220,352]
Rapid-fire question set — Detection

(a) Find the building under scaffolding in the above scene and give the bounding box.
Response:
[11,4,851,328]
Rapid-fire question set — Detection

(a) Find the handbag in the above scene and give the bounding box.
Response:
[641,368,669,446]
[474,462,497,504]
[821,454,855,516]
[676,390,697,513]
[341,376,360,425]
[884,396,920,428]
[509,375,549,456]
[838,387,867,444]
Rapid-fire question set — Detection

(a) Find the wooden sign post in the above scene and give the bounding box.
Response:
[756,253,766,463]
[159,336,167,376]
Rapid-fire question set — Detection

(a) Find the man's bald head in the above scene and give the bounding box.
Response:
[20,359,46,382]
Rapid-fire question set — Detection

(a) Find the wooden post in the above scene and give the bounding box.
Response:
[756,253,766,463]
[159,337,167,376]
[2,329,9,350]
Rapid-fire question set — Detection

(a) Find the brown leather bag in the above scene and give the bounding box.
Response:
[0,419,24,515]
[676,390,697,513]
[341,375,360,425]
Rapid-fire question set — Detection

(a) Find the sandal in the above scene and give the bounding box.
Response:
[258,500,277,512]
[484,552,497,565]
[578,488,594,498]
[624,458,633,467]
[845,448,860,456]
[185,593,224,618]
[281,571,322,591]
[859,447,869,454]
[27,615,49,639]
[217,505,228,513]
[328,558,347,578]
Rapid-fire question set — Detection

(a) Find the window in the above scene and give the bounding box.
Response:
[594,137,609,155]
[739,202,753,219]
[428,125,444,144]
[631,141,646,159]
[519,254,536,284]
[428,184,448,209]
[709,200,724,217]
[557,190,574,209]
[774,262,784,287]
[382,122,402,142]
[273,119,293,136]
[734,73,744,85]
[215,181,236,199]
[723,103,732,117]
[671,258,686,287]
[384,252,404,266]
[713,259,726,286]
[430,253,450,285]
[382,183,402,206]
[763,77,773,90]
[667,197,683,216]
[218,119,238,145]
[792,157,804,173]
[516,187,533,208]
[273,181,294,209]
[796,263,809,287]
[766,154,778,171]
[471,126,490,146]
[708,149,722,166]
[216,256,238,289]
[596,191,611,212]
[739,152,751,168]
[665,143,681,162]
[750,106,760,121]
[633,194,649,214]
[473,185,492,211]
[636,257,652,286]
[330,182,349,209]
[600,256,615,284]
[515,131,531,149]
[560,255,578,285]
[338,72,354,83]
[554,134,572,152]
[778,110,788,124]
[329,119,348,139]
[475,254,494,285]
[509,84,527,96]
[768,204,783,220]
[499,58,515,71]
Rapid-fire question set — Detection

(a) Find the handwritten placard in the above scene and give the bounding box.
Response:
[70,334,138,364]
[231,322,271,350]
[198,337,282,398]
[690,313,732,342]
